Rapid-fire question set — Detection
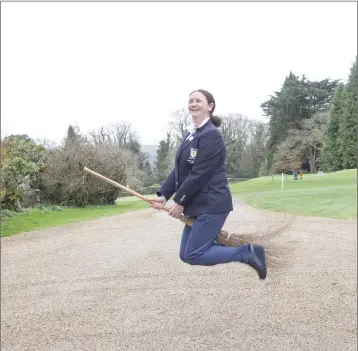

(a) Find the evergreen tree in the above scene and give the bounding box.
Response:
[341,57,358,169]
[64,125,80,148]
[323,56,357,171]
[155,133,172,183]
[138,152,155,187]
[127,137,141,154]
[261,72,340,173]
[142,160,155,187]
[322,87,345,171]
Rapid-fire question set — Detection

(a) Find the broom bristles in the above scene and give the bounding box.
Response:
[178,213,295,269]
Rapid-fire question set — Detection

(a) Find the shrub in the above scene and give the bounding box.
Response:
[40,130,128,207]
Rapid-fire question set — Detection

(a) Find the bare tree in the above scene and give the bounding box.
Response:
[89,121,140,152]
[220,113,252,146]
[220,113,255,177]
[169,108,192,145]
[89,126,110,146]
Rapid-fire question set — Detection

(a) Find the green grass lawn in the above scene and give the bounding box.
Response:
[230,169,357,219]
[0,197,150,237]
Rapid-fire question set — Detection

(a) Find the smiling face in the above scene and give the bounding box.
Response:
[188,91,215,121]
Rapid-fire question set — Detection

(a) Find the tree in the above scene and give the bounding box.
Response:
[155,132,173,183]
[220,114,254,178]
[341,57,358,169]
[64,125,80,147]
[261,72,341,173]
[271,111,328,173]
[341,90,358,169]
[243,122,268,177]
[261,73,340,129]
[322,56,357,171]
[169,108,192,145]
[88,121,150,188]
[137,152,155,187]
[89,121,140,153]
[41,126,128,207]
[141,160,155,188]
[270,136,302,174]
[220,113,252,145]
[294,111,328,172]
[322,87,345,171]
[0,135,47,209]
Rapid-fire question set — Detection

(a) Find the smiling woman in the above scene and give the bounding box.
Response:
[188,89,222,128]
[149,89,268,280]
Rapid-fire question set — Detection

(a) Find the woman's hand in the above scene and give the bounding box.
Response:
[149,195,167,210]
[168,202,184,219]
[149,197,184,219]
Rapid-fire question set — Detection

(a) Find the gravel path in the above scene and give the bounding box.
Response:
[1,202,357,351]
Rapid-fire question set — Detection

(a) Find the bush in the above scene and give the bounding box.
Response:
[0,135,47,209]
[40,132,128,207]
[1,209,16,218]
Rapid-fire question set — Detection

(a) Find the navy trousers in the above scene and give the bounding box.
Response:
[179,212,252,266]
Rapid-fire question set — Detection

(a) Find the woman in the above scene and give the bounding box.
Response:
[150,89,267,279]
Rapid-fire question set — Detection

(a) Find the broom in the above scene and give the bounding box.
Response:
[83,167,294,268]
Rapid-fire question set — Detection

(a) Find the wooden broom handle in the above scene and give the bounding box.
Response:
[83,167,172,213]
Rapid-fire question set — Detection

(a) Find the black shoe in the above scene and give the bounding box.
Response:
[247,244,267,280]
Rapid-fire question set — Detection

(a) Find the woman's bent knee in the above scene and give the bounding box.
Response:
[182,252,201,265]
[179,251,187,263]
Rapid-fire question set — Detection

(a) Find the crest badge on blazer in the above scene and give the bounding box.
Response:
[188,148,198,164]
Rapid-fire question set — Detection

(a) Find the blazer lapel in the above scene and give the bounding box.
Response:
[176,120,213,160]
[178,131,200,158]
[175,133,189,164]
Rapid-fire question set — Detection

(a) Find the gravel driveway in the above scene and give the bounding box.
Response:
[1,201,356,351]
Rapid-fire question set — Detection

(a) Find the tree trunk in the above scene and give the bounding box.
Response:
[15,199,22,211]
[309,147,317,173]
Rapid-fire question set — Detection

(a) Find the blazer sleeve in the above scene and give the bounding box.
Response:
[156,168,176,200]
[173,129,224,206]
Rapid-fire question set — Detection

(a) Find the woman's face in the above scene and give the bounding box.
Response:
[188,91,214,119]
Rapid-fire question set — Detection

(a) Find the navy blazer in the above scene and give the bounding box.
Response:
[157,119,233,217]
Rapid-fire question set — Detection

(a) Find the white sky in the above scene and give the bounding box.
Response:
[1,2,357,146]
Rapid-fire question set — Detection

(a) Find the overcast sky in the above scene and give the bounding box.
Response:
[2,2,357,146]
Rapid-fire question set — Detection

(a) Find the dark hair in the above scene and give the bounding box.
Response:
[189,89,222,127]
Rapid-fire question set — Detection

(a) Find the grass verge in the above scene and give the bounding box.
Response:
[230,169,357,219]
[1,197,149,237]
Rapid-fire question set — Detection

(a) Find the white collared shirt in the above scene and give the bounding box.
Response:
[185,117,210,141]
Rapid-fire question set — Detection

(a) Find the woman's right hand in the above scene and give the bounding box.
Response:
[149,195,167,210]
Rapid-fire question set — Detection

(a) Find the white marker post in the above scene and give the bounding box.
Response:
[281,172,284,192]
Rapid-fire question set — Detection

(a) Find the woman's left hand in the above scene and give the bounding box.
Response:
[168,203,184,219]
